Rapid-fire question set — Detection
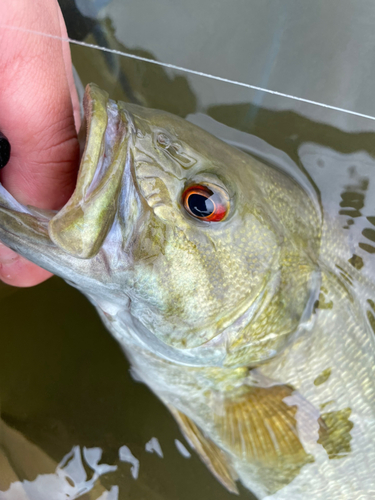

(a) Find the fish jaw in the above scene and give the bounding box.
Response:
[0,185,53,254]
[0,183,80,282]
[0,181,115,293]
[49,84,132,259]
[0,83,136,289]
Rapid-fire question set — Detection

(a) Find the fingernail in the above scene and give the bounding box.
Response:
[0,131,11,169]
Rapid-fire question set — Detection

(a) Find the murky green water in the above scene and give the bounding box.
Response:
[2,0,375,498]
[1,277,253,499]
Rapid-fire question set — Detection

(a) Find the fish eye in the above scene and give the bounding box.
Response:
[182,184,229,222]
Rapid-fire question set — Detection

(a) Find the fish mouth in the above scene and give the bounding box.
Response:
[0,84,131,275]
[49,84,130,259]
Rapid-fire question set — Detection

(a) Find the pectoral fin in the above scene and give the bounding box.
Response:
[168,406,239,495]
[215,385,309,462]
[213,384,315,493]
[168,384,319,496]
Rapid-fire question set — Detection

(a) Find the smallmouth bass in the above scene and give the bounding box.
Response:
[0,83,374,499]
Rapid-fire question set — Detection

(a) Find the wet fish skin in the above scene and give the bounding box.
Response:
[0,84,374,499]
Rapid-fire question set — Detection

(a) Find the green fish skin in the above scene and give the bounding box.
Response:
[0,83,374,499]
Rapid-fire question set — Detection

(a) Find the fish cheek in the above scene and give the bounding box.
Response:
[132,214,167,263]
[129,220,221,348]
[129,200,279,350]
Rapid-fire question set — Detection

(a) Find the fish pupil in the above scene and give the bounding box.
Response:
[188,193,214,217]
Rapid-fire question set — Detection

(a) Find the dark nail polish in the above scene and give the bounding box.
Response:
[0,131,11,169]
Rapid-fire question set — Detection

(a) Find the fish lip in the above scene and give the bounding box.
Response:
[48,84,132,259]
[0,206,52,241]
[0,182,55,242]
[0,180,111,289]
[0,186,67,279]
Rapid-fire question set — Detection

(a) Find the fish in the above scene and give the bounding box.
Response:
[0,83,375,499]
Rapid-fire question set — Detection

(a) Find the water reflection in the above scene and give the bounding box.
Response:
[0,277,247,499]
[0,418,116,499]
[69,17,197,116]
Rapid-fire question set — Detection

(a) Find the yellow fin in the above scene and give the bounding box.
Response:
[169,406,239,494]
[214,384,314,492]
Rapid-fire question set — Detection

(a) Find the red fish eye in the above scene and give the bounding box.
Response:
[182,185,228,222]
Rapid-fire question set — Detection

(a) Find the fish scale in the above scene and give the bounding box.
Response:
[0,83,374,499]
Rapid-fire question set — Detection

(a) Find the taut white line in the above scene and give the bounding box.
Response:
[2,25,375,122]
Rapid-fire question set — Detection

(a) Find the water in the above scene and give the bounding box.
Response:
[1,0,375,498]
[1,277,248,499]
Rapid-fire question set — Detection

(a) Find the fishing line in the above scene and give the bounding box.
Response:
[3,24,375,122]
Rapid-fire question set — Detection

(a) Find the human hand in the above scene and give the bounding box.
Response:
[0,0,80,287]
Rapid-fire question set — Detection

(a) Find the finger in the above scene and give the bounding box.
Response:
[0,0,80,208]
[0,244,52,287]
[0,0,79,286]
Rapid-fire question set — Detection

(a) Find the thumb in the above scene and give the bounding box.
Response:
[0,0,80,287]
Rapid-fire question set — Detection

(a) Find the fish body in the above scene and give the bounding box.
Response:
[0,84,374,498]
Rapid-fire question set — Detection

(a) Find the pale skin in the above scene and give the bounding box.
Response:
[0,0,80,286]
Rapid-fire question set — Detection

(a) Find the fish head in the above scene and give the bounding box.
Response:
[0,84,321,366]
